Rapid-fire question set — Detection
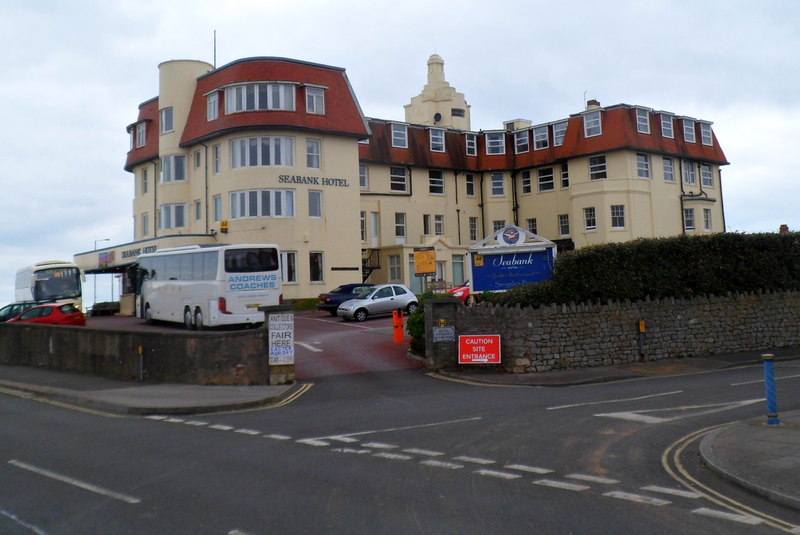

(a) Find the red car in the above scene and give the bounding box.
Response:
[8,303,86,326]
[448,281,478,304]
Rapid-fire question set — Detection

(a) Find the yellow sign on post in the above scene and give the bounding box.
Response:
[414,247,436,276]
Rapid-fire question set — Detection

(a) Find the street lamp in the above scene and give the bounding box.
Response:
[93,238,110,309]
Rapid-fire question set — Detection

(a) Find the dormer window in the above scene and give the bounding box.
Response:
[553,121,568,146]
[661,115,674,138]
[391,124,408,148]
[430,128,445,152]
[533,126,548,150]
[700,123,713,146]
[515,130,530,153]
[636,109,650,134]
[486,132,505,155]
[306,87,325,115]
[583,111,602,137]
[683,119,696,143]
[207,93,219,121]
[135,122,146,148]
[224,83,296,113]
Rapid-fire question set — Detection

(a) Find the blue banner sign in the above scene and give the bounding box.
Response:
[471,250,554,292]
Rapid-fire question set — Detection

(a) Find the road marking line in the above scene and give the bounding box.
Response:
[548,391,683,410]
[362,442,398,450]
[692,507,763,525]
[731,373,800,386]
[297,439,330,447]
[295,342,323,353]
[329,417,482,439]
[164,418,185,423]
[234,429,261,436]
[475,469,522,480]
[533,479,590,491]
[596,398,764,424]
[403,448,444,457]
[603,491,670,506]
[328,436,360,443]
[145,415,168,420]
[209,424,234,431]
[505,464,554,474]
[566,474,619,484]
[331,448,371,454]
[183,421,209,426]
[374,452,413,461]
[9,460,141,504]
[0,509,48,535]
[421,460,464,470]
[641,485,702,499]
[453,456,495,465]
[264,434,291,440]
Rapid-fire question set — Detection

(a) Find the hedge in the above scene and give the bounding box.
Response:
[484,232,800,308]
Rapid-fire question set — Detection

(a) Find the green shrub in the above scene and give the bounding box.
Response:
[489,232,800,308]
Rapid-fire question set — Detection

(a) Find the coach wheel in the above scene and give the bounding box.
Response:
[144,304,153,324]
[194,308,204,330]
[184,308,194,330]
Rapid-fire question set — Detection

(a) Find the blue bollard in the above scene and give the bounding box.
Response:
[762,354,781,425]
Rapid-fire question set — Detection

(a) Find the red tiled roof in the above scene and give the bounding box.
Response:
[181,57,370,146]
[124,98,160,170]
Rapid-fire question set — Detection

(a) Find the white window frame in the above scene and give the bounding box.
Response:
[611,205,625,229]
[359,164,369,189]
[465,173,475,196]
[434,214,444,235]
[306,87,325,115]
[584,207,597,231]
[161,154,186,183]
[683,208,696,231]
[700,123,713,146]
[394,212,406,239]
[637,153,650,179]
[159,203,187,230]
[428,170,444,195]
[213,195,222,222]
[306,139,321,169]
[360,211,367,242]
[390,166,408,192]
[309,252,324,283]
[194,199,202,221]
[469,217,479,241]
[486,133,506,155]
[281,251,297,283]
[636,109,650,134]
[230,189,296,219]
[430,129,445,152]
[492,220,506,232]
[207,93,219,121]
[231,136,294,168]
[392,124,408,148]
[388,254,402,282]
[683,119,696,143]
[308,190,322,218]
[583,111,602,137]
[135,122,146,148]
[703,208,713,231]
[212,144,221,173]
[538,167,554,192]
[490,172,505,196]
[559,214,570,236]
[141,213,149,237]
[465,133,477,156]
[526,218,537,235]
[589,155,607,180]
[533,126,548,150]
[561,163,570,188]
[701,164,714,187]
[661,115,674,138]
[663,157,675,182]
[515,130,530,153]
[160,107,174,134]
[521,170,532,194]
[553,121,568,146]
[141,168,149,194]
[683,161,697,185]
[224,83,296,113]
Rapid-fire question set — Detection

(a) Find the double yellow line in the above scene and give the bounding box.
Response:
[663,424,799,532]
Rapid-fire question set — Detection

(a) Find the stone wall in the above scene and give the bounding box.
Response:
[444,290,800,373]
[0,323,273,385]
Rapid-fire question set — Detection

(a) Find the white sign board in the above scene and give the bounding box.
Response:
[268,313,295,365]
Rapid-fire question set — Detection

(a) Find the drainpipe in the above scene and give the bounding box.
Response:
[511,170,519,226]
[718,167,726,232]
[150,158,159,238]
[479,173,486,239]
[200,142,209,235]
[678,159,686,236]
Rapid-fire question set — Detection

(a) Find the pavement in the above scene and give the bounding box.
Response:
[1,346,798,513]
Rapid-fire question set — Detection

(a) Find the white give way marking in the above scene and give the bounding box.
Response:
[595,398,764,424]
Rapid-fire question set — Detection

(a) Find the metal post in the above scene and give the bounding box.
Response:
[762,354,780,425]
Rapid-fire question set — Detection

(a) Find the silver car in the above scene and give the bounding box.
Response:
[337,283,418,321]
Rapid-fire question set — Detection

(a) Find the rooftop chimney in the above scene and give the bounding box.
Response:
[586,99,601,110]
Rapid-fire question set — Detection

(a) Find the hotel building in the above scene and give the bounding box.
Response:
[75,54,728,306]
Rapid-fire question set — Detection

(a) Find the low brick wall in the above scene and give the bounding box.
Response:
[439,290,800,372]
[0,323,272,385]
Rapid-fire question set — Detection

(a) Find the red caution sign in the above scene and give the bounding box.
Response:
[458,335,501,364]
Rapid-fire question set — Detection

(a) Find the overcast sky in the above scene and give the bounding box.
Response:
[0,0,797,305]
